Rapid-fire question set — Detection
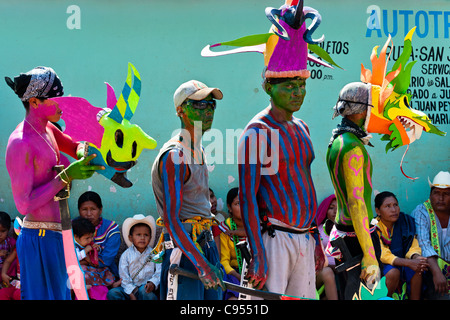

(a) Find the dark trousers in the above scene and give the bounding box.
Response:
[335,230,383,300]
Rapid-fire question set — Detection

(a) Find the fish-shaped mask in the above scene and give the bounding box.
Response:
[51,63,157,187]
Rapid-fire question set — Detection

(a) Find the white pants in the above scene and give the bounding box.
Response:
[257,230,316,299]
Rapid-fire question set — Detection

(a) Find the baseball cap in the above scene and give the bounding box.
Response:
[173,80,223,108]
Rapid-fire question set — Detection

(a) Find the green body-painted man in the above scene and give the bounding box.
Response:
[325,29,445,300]
[326,82,382,300]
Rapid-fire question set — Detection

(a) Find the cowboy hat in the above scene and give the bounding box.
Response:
[428,171,450,189]
[122,214,156,248]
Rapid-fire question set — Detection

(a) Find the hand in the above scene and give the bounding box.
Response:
[84,245,93,254]
[230,269,242,282]
[0,250,7,258]
[79,259,89,266]
[84,254,92,265]
[432,268,448,295]
[408,256,429,274]
[245,256,267,290]
[360,255,380,290]
[145,281,155,293]
[1,273,11,287]
[112,279,122,288]
[63,154,104,181]
[225,229,235,237]
[198,263,225,291]
[225,228,246,238]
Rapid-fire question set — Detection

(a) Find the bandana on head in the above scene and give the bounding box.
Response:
[332,82,373,119]
[5,66,64,102]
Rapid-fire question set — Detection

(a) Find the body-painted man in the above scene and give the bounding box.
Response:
[326,83,383,299]
[4,67,104,299]
[238,75,325,299]
[326,29,445,299]
[235,1,330,298]
[151,80,225,300]
[199,0,338,299]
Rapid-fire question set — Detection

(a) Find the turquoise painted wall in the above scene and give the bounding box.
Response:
[0,0,448,225]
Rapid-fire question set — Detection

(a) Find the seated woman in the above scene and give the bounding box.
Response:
[374,191,429,300]
[77,191,121,299]
[218,187,246,300]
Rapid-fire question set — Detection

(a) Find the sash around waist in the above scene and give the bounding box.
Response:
[268,218,311,233]
[23,218,62,232]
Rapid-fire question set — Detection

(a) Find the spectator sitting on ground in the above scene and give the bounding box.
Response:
[107,214,160,300]
[412,171,450,300]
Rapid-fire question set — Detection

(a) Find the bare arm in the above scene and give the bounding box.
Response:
[159,149,223,290]
[342,147,380,286]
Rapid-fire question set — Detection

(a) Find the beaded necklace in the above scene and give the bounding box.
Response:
[24,119,59,164]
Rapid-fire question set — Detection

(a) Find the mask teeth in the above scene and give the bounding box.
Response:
[398,116,424,143]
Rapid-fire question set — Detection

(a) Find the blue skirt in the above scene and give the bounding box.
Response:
[223,270,240,300]
[383,264,415,299]
[16,228,71,300]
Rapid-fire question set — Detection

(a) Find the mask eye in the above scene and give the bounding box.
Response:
[115,129,124,148]
[403,96,410,108]
[131,141,137,158]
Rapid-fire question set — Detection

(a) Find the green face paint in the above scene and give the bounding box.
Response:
[268,78,306,114]
[182,95,216,132]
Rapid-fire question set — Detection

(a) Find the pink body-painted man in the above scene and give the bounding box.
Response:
[4,66,103,299]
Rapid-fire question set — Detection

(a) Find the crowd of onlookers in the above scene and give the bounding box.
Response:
[315,171,450,300]
[1,171,449,300]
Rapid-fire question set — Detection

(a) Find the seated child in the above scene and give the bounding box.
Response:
[0,214,20,300]
[73,217,97,263]
[107,214,160,300]
[0,212,16,286]
[218,187,247,300]
[72,217,115,300]
[374,191,429,300]
[0,248,20,300]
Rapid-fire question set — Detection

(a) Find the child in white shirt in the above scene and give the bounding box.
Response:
[107,214,160,300]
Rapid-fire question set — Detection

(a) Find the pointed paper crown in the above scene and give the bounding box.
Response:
[264,0,323,78]
[201,0,341,79]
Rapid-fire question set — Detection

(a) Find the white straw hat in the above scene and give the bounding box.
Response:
[122,214,156,248]
[428,171,450,189]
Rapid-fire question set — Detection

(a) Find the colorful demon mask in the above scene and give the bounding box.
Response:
[201,0,341,77]
[51,63,157,188]
[361,27,445,150]
[333,28,445,179]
